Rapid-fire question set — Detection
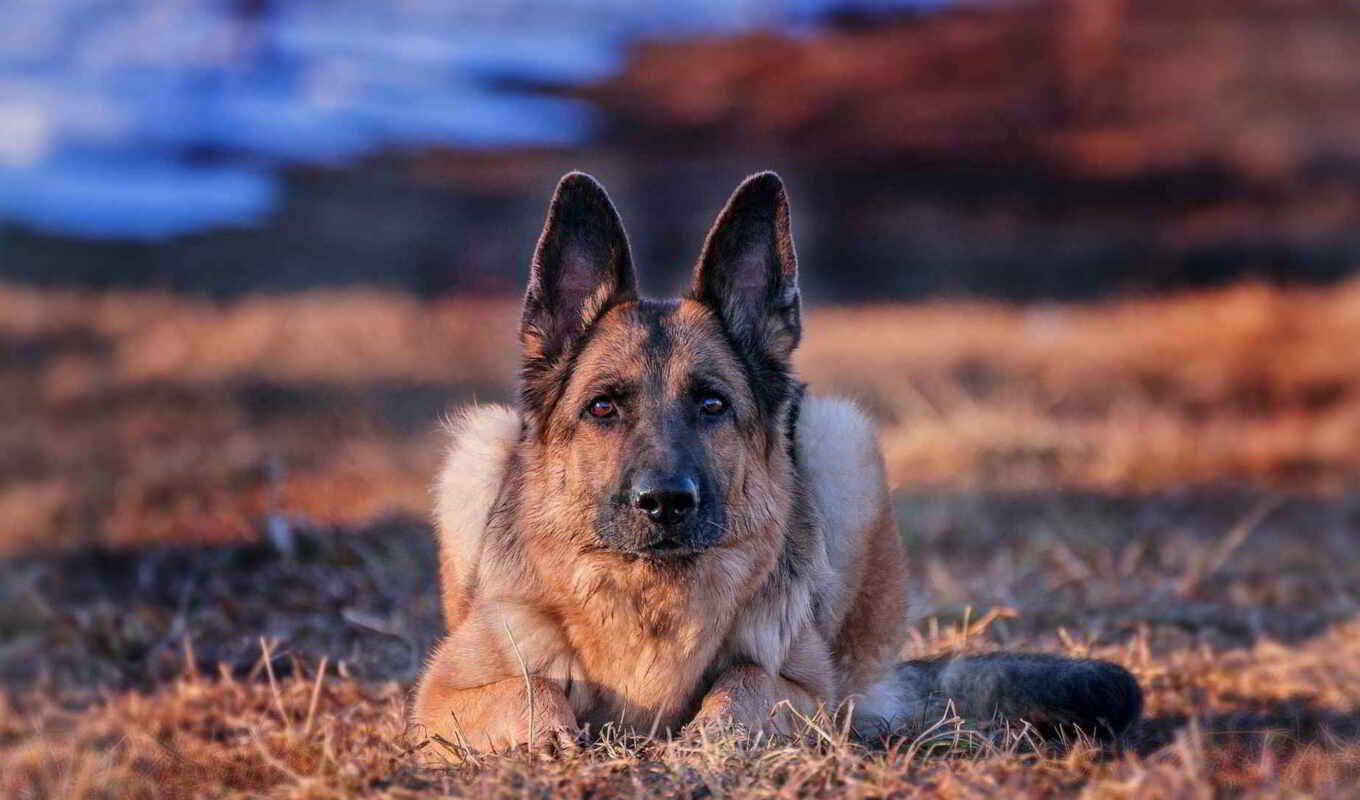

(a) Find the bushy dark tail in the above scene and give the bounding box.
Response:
[866,653,1142,740]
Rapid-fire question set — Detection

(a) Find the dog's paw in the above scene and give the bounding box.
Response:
[418,720,583,763]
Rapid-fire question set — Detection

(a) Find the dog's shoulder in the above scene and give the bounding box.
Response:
[796,395,889,522]
[796,395,879,461]
[795,395,891,572]
[434,404,521,618]
[727,395,892,675]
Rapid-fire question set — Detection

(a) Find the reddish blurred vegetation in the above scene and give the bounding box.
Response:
[14,1,1360,302]
[4,278,1358,553]
[596,0,1360,178]
[573,0,1360,298]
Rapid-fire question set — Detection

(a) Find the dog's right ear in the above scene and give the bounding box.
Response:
[521,172,636,365]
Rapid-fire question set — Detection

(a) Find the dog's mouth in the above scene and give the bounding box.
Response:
[589,541,705,564]
[591,522,712,561]
[635,535,704,559]
[593,500,723,561]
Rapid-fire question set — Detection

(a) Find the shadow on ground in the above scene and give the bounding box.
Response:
[0,517,442,701]
[1138,701,1360,758]
[3,488,1357,712]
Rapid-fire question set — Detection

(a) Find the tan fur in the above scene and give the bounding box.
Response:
[411,391,910,749]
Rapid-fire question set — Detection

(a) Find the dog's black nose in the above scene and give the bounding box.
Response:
[632,476,698,525]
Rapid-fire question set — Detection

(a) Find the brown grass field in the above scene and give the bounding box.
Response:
[2,278,1359,797]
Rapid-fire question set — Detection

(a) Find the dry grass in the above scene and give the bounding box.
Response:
[4,643,1356,800]
[4,591,1358,798]
[3,279,1360,796]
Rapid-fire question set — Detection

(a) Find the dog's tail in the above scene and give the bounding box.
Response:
[853,653,1143,741]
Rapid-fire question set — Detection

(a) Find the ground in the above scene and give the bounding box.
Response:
[2,279,1358,797]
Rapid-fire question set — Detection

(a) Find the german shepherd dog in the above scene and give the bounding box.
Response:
[412,172,1142,751]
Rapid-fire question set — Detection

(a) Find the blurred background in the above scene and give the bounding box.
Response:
[7,3,1360,794]
[3,5,1360,786]
[6,0,1360,299]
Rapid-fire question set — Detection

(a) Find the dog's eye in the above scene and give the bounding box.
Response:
[587,397,618,419]
[698,396,726,416]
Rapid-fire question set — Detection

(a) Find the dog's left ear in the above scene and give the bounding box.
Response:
[689,172,801,362]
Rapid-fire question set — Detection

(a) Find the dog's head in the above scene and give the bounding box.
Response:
[515,172,803,562]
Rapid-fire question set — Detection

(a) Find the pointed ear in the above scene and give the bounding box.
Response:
[689,172,801,361]
[521,172,636,364]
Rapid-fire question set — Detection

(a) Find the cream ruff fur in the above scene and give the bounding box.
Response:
[412,396,914,749]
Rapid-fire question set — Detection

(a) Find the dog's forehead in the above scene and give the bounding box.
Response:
[574,298,740,386]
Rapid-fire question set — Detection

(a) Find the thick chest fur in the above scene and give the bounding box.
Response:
[540,536,800,732]
[559,591,720,730]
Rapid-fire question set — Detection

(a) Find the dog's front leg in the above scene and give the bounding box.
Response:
[411,639,578,754]
[413,675,577,753]
[688,664,827,737]
[688,627,835,737]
